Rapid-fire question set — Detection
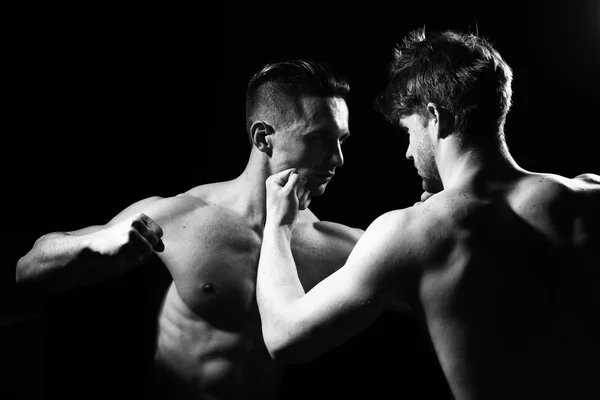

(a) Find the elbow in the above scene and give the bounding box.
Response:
[575,173,600,185]
[15,255,43,285]
[264,335,291,364]
[15,256,32,284]
[263,329,316,365]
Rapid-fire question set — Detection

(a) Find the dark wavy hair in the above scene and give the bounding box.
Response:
[245,59,350,142]
[377,27,513,143]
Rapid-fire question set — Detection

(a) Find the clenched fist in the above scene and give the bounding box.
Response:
[91,212,164,266]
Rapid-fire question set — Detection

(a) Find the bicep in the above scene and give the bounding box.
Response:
[283,213,410,360]
[106,196,165,225]
[60,196,165,236]
[277,264,387,362]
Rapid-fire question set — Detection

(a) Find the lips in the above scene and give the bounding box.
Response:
[314,171,335,178]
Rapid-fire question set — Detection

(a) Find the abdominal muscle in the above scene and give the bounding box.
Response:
[153,283,283,399]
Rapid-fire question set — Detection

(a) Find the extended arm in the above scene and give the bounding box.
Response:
[257,169,416,363]
[16,197,164,292]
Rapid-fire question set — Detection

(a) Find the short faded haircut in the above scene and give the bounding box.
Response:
[245,59,350,142]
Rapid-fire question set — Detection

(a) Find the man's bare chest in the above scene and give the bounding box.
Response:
[158,213,263,330]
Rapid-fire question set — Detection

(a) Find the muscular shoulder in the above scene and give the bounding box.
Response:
[362,200,453,268]
[292,204,363,245]
[573,172,600,186]
[142,179,240,220]
[514,172,598,199]
[512,172,599,217]
[570,173,600,212]
[491,171,600,246]
[387,190,504,264]
[136,194,209,220]
[328,205,445,302]
[292,220,363,249]
[567,173,600,244]
[107,192,215,232]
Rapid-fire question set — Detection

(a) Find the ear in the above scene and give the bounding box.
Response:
[426,102,452,139]
[250,120,275,155]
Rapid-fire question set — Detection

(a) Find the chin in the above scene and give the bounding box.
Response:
[309,185,326,196]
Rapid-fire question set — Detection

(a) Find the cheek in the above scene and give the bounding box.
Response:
[417,131,432,153]
[275,141,316,167]
[297,141,323,161]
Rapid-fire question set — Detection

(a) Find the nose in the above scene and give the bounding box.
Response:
[331,141,344,168]
[405,143,413,161]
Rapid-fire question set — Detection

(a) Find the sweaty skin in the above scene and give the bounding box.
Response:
[258,169,600,400]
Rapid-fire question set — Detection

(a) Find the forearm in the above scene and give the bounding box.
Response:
[258,223,305,305]
[16,231,120,291]
[257,223,306,351]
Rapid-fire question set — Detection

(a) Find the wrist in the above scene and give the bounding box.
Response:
[82,230,104,254]
[264,219,294,237]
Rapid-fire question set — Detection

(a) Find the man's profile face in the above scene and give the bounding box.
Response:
[272,95,350,196]
[400,113,443,193]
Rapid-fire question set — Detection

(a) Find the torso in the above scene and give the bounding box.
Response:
[144,188,282,400]
[141,181,355,400]
[407,173,599,400]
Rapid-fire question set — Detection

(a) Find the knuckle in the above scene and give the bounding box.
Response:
[132,212,145,222]
[127,229,141,242]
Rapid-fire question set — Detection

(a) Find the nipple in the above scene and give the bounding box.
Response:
[201,282,216,294]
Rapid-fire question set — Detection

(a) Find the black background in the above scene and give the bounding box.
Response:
[3,1,599,399]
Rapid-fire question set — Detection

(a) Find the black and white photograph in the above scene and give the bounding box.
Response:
[3,2,599,399]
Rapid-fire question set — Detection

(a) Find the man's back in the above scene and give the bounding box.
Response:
[415,172,599,399]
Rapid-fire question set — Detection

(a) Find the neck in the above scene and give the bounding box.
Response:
[437,137,524,190]
[229,149,274,228]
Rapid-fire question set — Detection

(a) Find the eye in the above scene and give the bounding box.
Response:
[396,127,409,136]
